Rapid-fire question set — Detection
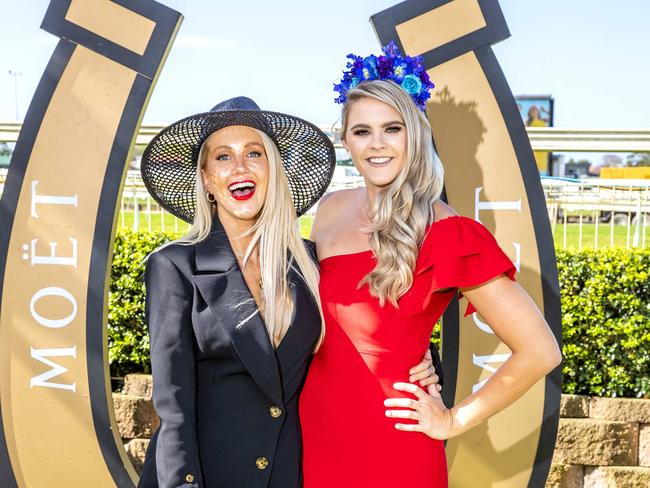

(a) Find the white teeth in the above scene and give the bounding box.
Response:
[368,157,391,164]
[228,181,255,191]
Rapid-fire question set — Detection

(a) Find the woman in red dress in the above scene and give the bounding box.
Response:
[299,45,562,487]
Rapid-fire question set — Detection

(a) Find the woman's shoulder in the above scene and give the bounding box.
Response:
[310,188,362,239]
[147,241,195,277]
[316,188,361,215]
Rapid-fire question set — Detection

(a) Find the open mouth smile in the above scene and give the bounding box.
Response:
[366,156,393,167]
[228,180,256,200]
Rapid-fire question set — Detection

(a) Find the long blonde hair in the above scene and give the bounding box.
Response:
[157,129,324,348]
[340,80,444,307]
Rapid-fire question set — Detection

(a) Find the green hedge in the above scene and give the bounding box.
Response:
[108,230,178,377]
[557,248,649,398]
[108,231,650,398]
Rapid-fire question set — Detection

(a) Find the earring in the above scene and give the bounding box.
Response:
[206,192,216,203]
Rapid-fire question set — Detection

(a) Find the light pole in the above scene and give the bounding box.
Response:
[8,70,23,121]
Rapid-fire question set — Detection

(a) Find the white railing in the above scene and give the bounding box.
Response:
[2,166,648,248]
[543,177,650,249]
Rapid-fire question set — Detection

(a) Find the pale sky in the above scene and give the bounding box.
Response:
[1,0,649,133]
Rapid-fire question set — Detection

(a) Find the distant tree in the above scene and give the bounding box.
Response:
[602,154,623,166]
[566,157,591,165]
[0,142,11,156]
[626,153,650,167]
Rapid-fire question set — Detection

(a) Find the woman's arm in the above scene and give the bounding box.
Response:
[386,275,561,439]
[447,275,561,435]
[146,252,202,487]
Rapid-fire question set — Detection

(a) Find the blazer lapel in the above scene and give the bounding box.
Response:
[192,216,283,407]
[230,308,283,407]
[192,221,237,310]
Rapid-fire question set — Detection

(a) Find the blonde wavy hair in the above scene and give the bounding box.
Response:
[340,80,445,307]
[157,128,324,348]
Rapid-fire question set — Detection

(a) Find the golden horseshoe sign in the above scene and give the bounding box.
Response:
[372,1,562,486]
[0,0,181,486]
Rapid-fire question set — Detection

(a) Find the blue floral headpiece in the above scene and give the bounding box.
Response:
[334,41,435,112]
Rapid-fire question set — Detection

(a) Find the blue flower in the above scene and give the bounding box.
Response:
[383,41,400,57]
[361,56,379,80]
[377,55,393,77]
[392,61,408,81]
[401,74,422,95]
[334,41,435,112]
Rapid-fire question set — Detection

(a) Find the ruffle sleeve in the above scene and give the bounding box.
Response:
[401,216,516,317]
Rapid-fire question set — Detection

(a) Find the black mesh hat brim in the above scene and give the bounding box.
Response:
[141,109,336,223]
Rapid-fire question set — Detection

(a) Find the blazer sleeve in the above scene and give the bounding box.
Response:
[145,251,202,488]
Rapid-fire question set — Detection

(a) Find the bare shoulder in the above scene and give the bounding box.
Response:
[320,187,359,207]
[432,199,458,222]
[311,188,361,240]
[314,188,359,221]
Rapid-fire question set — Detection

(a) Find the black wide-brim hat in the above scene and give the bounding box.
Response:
[141,96,336,222]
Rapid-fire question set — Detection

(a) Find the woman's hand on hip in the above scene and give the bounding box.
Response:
[384,382,457,440]
[408,348,442,395]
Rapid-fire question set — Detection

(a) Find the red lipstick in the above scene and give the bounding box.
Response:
[228,180,256,201]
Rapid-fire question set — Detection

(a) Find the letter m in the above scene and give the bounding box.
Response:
[30,346,77,392]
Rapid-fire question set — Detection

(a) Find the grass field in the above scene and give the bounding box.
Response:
[117,211,649,249]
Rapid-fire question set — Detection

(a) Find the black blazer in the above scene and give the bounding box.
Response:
[138,217,322,488]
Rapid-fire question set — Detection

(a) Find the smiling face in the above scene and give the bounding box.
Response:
[342,96,408,191]
[201,125,269,226]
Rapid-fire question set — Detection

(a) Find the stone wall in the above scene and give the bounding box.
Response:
[548,395,650,487]
[115,375,650,486]
[114,374,158,473]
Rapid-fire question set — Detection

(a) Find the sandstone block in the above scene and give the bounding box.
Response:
[545,463,583,488]
[113,393,159,439]
[124,438,150,474]
[590,397,650,423]
[560,395,590,418]
[583,466,650,488]
[123,374,153,399]
[553,418,638,466]
[640,424,650,467]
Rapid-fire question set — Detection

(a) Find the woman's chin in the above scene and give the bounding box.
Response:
[364,174,399,189]
[359,166,402,189]
[220,202,263,223]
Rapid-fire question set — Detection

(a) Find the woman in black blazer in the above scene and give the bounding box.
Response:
[137,97,441,488]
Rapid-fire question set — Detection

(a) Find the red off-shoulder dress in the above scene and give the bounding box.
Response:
[299,216,517,487]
